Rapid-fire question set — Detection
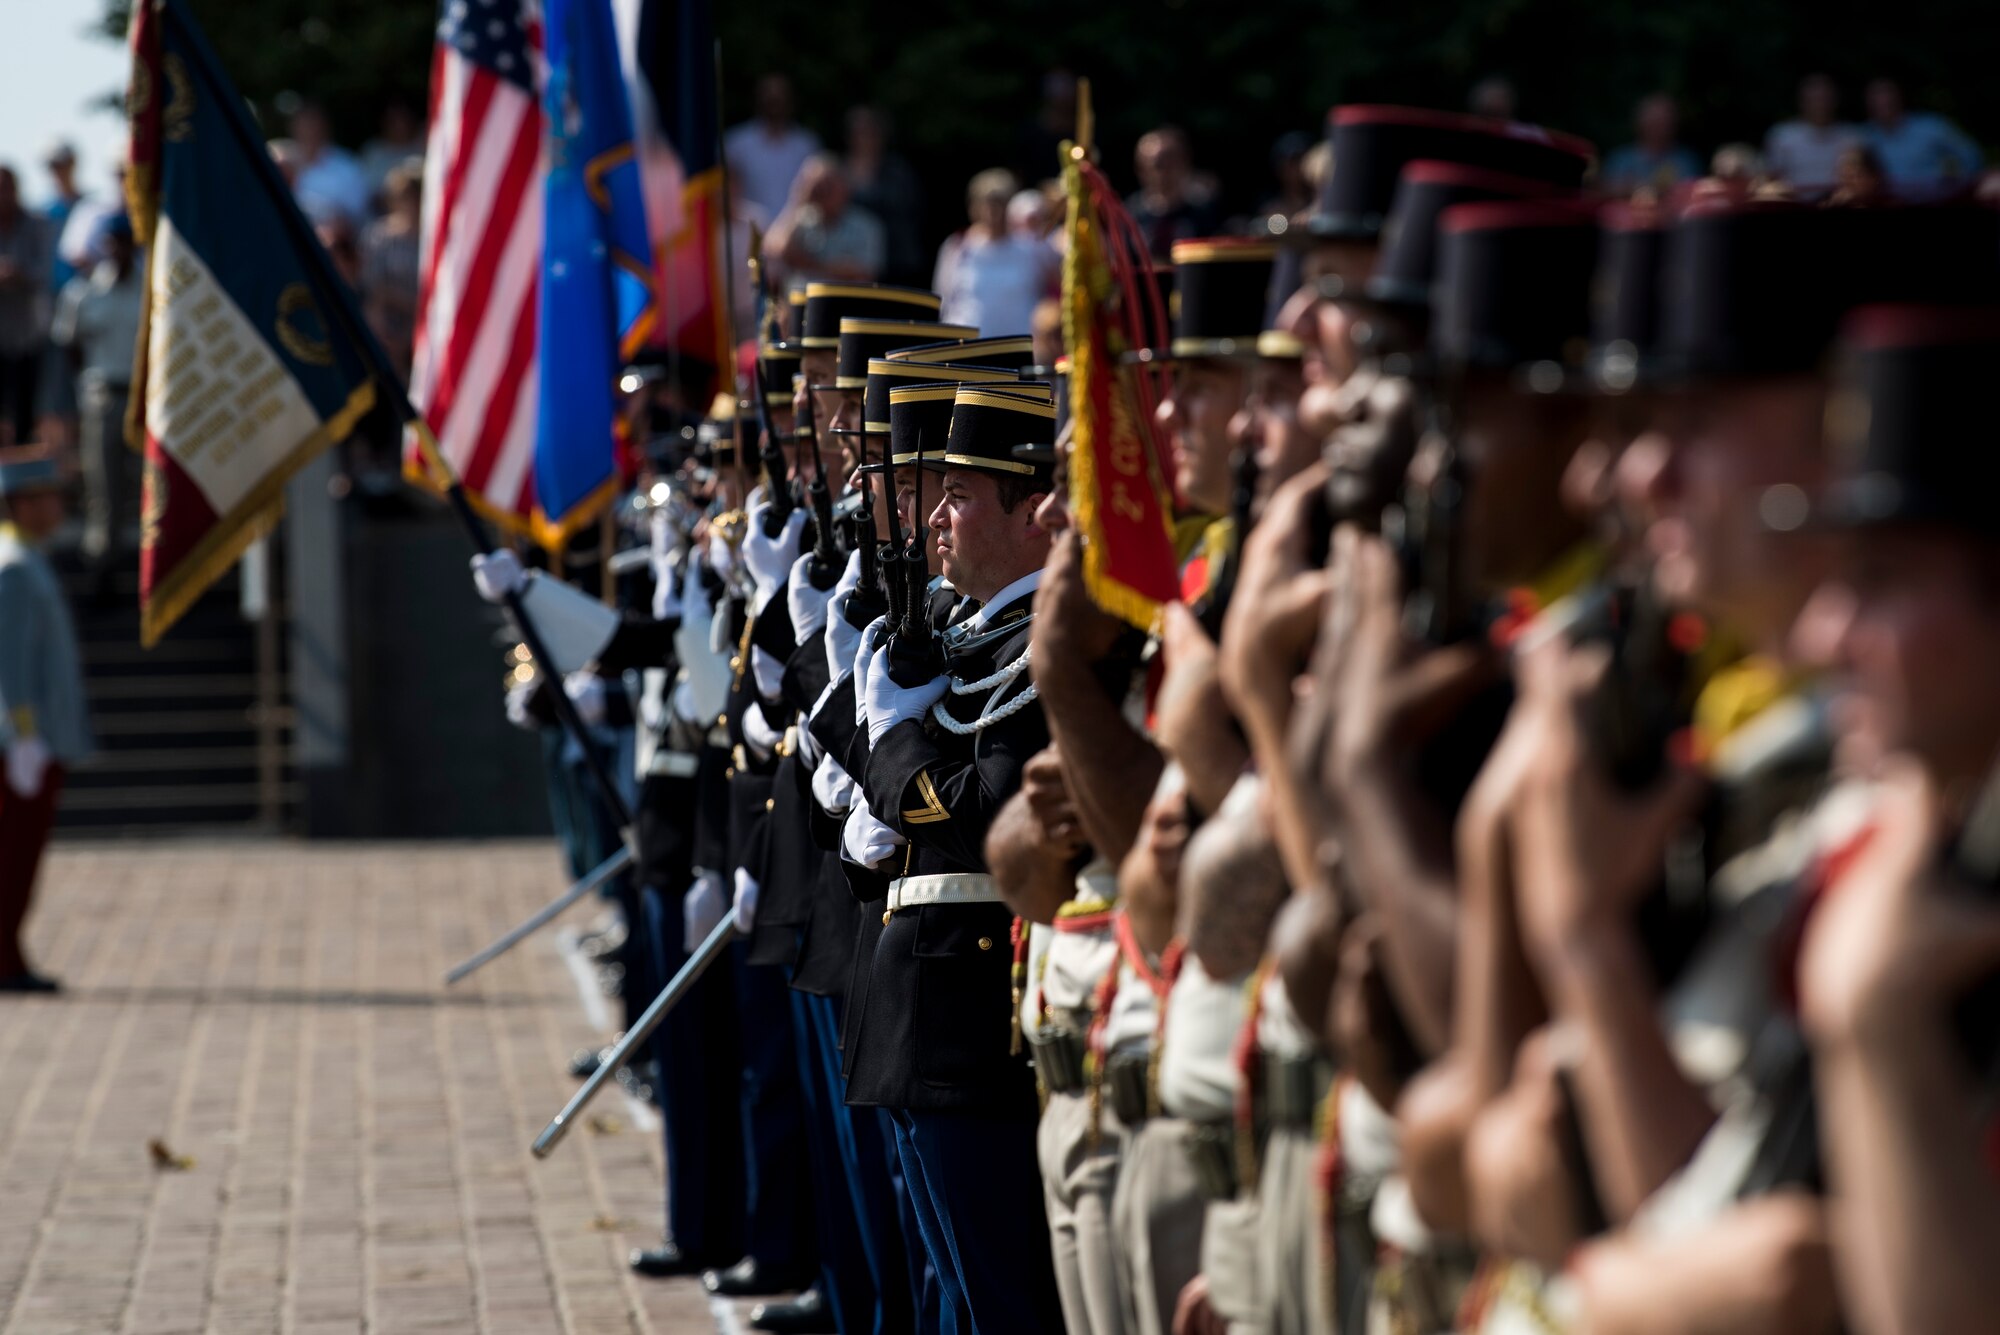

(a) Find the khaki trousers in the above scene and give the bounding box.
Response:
[1039,1090,1129,1335]
[1112,1117,1209,1335]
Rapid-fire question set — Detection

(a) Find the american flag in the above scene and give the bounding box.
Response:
[405,0,545,524]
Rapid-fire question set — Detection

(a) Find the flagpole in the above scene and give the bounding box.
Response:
[159,0,635,832]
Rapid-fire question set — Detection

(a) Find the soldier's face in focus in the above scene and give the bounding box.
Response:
[1162,359,1248,515]
[1804,529,2000,786]
[1625,378,1832,641]
[929,468,1047,602]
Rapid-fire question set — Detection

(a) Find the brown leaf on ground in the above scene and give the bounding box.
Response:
[586,1114,624,1136]
[147,1139,195,1171]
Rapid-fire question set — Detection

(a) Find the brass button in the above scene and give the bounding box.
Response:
[882,910,893,925]
[977,936,993,951]
[730,656,742,672]
[725,767,736,780]
[718,712,728,727]
[764,798,775,812]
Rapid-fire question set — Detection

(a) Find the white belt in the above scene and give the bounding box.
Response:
[647,750,700,778]
[885,873,1003,915]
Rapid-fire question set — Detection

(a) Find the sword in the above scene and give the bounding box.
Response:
[443,845,634,985]
[532,915,738,1158]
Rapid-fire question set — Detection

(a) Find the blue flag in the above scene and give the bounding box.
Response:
[534,0,657,541]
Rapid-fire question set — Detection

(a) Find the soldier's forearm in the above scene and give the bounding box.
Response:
[987,791,1078,925]
[1036,654,1160,865]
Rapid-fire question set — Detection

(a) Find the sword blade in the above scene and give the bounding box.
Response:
[443,845,635,985]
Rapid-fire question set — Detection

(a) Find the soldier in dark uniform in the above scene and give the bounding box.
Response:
[842,385,1067,1332]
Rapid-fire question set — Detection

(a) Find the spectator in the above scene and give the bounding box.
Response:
[361,160,424,377]
[0,168,52,447]
[1014,68,1079,183]
[1830,142,1889,205]
[1709,142,1766,186]
[1468,75,1517,121]
[289,103,371,227]
[1602,92,1704,196]
[1007,188,1054,242]
[1258,131,1315,223]
[1764,73,1864,196]
[1126,126,1221,261]
[41,144,85,295]
[39,144,86,449]
[359,98,425,209]
[932,168,1056,337]
[844,107,925,285]
[57,164,125,279]
[1863,78,1984,195]
[725,74,820,223]
[767,154,884,288]
[50,214,141,578]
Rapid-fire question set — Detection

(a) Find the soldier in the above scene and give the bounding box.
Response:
[1791,305,2000,1335]
[0,447,91,993]
[842,384,1065,1332]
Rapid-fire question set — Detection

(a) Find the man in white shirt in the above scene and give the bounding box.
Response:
[289,103,372,228]
[724,74,821,222]
[1763,73,1863,196]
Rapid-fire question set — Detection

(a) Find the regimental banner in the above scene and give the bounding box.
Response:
[1061,139,1181,633]
[127,0,392,646]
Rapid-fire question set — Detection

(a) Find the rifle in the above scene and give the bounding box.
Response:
[886,435,944,686]
[844,423,887,632]
[794,360,843,589]
[747,230,794,538]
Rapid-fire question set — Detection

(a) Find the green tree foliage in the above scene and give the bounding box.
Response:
[101,0,1996,214]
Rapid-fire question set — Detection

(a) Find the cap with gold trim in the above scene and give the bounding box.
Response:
[800,281,942,348]
[843,358,1022,442]
[832,319,979,389]
[1129,237,1277,363]
[887,334,1037,372]
[756,340,802,406]
[935,384,1057,482]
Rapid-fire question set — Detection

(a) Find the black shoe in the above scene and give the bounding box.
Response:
[0,972,60,994]
[630,1242,706,1278]
[749,1288,835,1333]
[702,1256,804,1297]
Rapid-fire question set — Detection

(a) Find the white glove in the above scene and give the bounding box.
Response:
[787,552,836,643]
[563,672,607,727]
[651,542,684,622]
[5,736,51,798]
[743,502,808,602]
[842,797,905,869]
[823,550,867,683]
[812,751,858,814]
[864,643,948,745]
[853,614,891,725]
[750,645,787,700]
[670,677,702,725]
[743,700,784,759]
[732,867,761,933]
[683,869,727,951]
[504,680,539,731]
[703,526,735,582]
[470,548,528,604]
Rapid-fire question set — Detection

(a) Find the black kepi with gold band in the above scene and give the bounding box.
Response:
[800,281,944,348]
[1130,237,1276,363]
[758,338,802,408]
[844,357,1023,445]
[887,334,1038,372]
[933,383,1057,481]
[831,318,977,390]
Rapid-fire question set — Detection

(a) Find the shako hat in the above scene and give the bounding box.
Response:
[833,319,977,389]
[1805,305,2000,535]
[1307,106,1594,243]
[1433,198,1601,378]
[889,334,1037,371]
[1130,237,1277,361]
[845,359,1020,441]
[800,281,941,348]
[0,446,62,497]
[936,384,1058,482]
[1365,160,1573,309]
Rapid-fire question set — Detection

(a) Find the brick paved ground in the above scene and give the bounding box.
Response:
[0,841,735,1335]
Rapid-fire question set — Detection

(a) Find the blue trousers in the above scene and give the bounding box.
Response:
[644,883,745,1263]
[735,945,815,1275]
[891,1106,1063,1335]
[793,988,915,1334]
